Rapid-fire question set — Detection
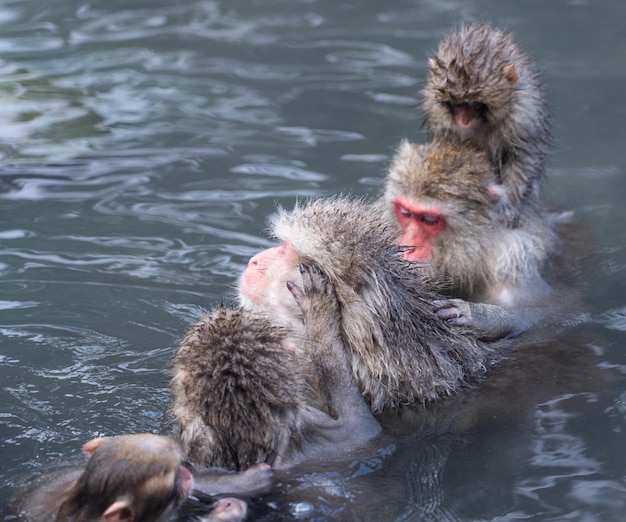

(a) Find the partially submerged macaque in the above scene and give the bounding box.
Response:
[7,433,248,522]
[170,266,381,471]
[422,22,551,226]
[239,196,503,414]
[381,138,561,340]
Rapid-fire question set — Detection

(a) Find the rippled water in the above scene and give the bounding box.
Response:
[1,0,626,520]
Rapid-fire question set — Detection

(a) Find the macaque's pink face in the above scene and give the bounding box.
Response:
[239,242,302,328]
[202,497,248,522]
[393,196,447,263]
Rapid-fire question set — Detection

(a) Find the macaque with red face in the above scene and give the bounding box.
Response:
[421,22,551,227]
[381,138,562,340]
[239,196,503,415]
[6,434,249,522]
[170,264,381,471]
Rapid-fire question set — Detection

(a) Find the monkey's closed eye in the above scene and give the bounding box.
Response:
[421,213,442,226]
[394,202,412,219]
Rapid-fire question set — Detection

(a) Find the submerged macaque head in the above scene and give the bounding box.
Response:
[60,434,193,522]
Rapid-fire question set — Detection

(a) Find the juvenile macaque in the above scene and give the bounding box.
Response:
[421,22,551,226]
[7,433,248,522]
[170,266,381,471]
[239,196,503,414]
[381,138,561,340]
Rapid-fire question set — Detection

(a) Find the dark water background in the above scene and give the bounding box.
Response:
[1,0,626,520]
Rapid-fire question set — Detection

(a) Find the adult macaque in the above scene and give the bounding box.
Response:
[239,196,503,415]
[381,138,561,340]
[421,22,551,227]
[6,434,249,522]
[170,265,381,471]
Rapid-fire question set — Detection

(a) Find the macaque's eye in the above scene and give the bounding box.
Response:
[395,203,412,219]
[421,213,442,226]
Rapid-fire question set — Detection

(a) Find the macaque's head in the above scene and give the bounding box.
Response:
[59,434,193,522]
[422,23,533,142]
[239,197,406,326]
[383,139,504,265]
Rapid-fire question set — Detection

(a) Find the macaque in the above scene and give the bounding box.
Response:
[170,265,381,471]
[381,138,561,340]
[421,22,551,226]
[239,196,504,415]
[6,434,248,522]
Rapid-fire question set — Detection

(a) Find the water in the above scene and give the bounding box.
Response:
[1,0,626,519]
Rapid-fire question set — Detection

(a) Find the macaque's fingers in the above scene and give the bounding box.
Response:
[431,298,465,313]
[299,263,315,294]
[240,462,273,491]
[286,280,303,302]
[433,299,472,326]
[300,263,336,298]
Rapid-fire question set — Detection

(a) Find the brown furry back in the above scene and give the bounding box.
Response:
[271,196,502,413]
[170,306,304,470]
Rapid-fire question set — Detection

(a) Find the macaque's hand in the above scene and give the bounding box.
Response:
[237,463,273,492]
[287,263,341,337]
[432,298,522,341]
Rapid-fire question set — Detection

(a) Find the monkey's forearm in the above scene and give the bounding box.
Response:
[193,463,273,496]
[500,152,544,226]
[288,264,380,432]
[434,298,543,341]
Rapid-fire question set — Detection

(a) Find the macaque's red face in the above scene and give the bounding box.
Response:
[239,242,302,328]
[393,197,447,263]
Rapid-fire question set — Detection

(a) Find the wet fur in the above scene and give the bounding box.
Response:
[382,139,558,303]
[270,196,502,413]
[170,306,304,471]
[422,22,551,224]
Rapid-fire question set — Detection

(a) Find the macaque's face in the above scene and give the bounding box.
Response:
[393,196,447,264]
[239,242,302,329]
[447,101,487,131]
[200,497,248,522]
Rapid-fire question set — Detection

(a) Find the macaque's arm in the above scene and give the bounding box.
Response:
[433,298,544,341]
[287,264,380,440]
[193,463,273,496]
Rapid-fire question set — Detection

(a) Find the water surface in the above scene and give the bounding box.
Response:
[1,0,626,520]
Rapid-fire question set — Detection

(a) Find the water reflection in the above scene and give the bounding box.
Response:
[1,0,626,520]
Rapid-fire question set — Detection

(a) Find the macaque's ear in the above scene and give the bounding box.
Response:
[103,499,134,522]
[503,64,518,84]
[82,437,108,455]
